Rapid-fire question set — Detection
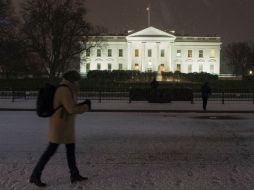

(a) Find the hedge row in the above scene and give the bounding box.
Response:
[129,88,193,102]
[87,70,218,82]
[87,70,158,82]
[0,70,253,91]
[161,71,218,82]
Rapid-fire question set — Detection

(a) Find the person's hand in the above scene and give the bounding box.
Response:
[83,99,91,110]
[80,104,89,113]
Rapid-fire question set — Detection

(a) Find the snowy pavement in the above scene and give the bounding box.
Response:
[0,111,254,189]
[0,99,254,112]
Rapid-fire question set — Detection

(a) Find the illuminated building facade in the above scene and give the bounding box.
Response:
[80,26,221,75]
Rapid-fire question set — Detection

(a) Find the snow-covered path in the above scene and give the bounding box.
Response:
[0,112,254,190]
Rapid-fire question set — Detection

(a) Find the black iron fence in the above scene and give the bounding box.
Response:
[1,89,254,104]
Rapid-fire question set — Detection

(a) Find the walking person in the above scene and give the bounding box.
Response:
[29,70,90,187]
[150,77,159,90]
[201,81,211,111]
[150,77,159,101]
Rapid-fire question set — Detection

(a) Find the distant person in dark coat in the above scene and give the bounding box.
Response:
[150,78,159,101]
[151,78,159,90]
[201,82,211,111]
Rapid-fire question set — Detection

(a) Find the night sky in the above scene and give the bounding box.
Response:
[14,0,254,44]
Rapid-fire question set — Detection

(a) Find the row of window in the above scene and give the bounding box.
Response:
[85,63,215,73]
[86,49,124,57]
[134,49,215,58]
[132,63,215,73]
[183,49,215,58]
[87,48,216,59]
[85,63,123,71]
[176,64,215,73]
[134,49,165,57]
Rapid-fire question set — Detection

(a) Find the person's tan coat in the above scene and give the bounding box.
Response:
[48,79,87,144]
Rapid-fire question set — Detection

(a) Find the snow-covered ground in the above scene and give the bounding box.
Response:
[0,111,254,189]
[1,99,254,112]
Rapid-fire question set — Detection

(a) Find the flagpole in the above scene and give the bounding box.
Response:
[146,6,151,27]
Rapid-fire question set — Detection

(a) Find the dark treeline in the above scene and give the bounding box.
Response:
[222,42,254,78]
[0,0,102,80]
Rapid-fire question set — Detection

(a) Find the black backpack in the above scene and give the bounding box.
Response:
[36,83,68,117]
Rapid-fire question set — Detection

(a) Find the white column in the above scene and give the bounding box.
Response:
[156,42,160,72]
[168,43,172,72]
[127,42,132,70]
[142,42,146,72]
[217,48,221,74]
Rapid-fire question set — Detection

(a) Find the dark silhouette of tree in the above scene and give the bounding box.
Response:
[21,0,100,79]
[249,43,254,74]
[224,42,251,78]
[0,0,9,18]
[0,0,38,79]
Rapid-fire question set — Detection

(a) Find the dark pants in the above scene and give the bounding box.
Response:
[31,142,79,179]
[202,97,208,110]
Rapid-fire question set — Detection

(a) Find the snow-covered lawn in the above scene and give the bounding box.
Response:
[0,112,254,189]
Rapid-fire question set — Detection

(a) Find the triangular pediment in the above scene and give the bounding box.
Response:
[128,26,176,38]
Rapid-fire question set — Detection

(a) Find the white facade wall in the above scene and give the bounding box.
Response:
[81,41,127,73]
[80,27,221,75]
[172,42,221,74]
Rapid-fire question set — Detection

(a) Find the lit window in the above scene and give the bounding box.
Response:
[160,64,165,72]
[177,50,181,57]
[199,50,203,58]
[161,50,165,57]
[176,64,181,72]
[188,64,192,73]
[210,49,215,58]
[97,63,101,70]
[188,50,192,58]
[134,63,139,70]
[119,63,123,70]
[148,49,152,57]
[108,49,112,57]
[135,49,139,57]
[86,49,90,57]
[108,64,112,71]
[148,61,152,70]
[86,63,90,72]
[97,49,101,57]
[119,49,123,57]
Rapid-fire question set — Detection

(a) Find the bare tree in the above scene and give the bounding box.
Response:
[224,42,251,78]
[0,0,38,79]
[249,43,254,74]
[0,0,9,18]
[21,0,100,79]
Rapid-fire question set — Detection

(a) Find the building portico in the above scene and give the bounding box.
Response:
[126,27,176,73]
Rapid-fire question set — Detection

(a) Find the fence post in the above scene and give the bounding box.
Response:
[222,92,224,104]
[12,90,14,102]
[191,90,194,104]
[129,87,132,103]
[253,91,254,104]
[99,90,102,103]
[24,90,27,100]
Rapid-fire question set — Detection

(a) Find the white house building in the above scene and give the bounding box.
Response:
[80,26,222,75]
